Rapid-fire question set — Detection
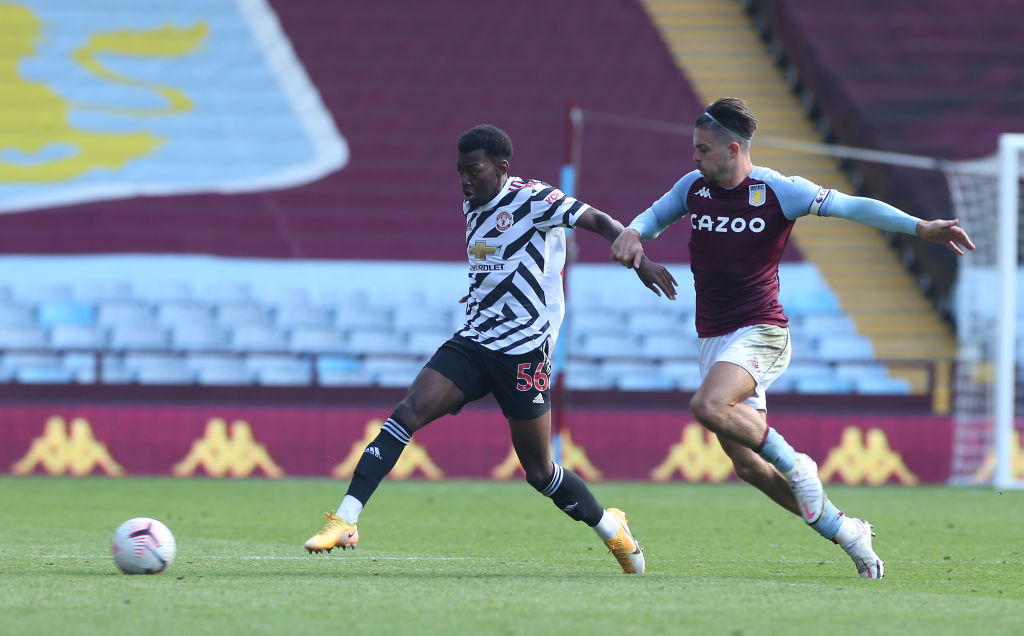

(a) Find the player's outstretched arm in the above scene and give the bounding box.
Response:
[573,207,628,244]
[916,219,976,255]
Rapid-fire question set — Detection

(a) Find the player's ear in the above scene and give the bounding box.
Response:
[496,159,509,175]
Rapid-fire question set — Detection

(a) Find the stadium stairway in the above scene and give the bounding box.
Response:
[639,0,955,407]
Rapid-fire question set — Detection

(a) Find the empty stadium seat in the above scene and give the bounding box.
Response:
[0,325,47,349]
[108,324,168,350]
[16,366,75,384]
[275,304,333,329]
[290,326,349,354]
[36,300,95,327]
[347,328,406,355]
[0,303,34,327]
[49,324,106,349]
[230,325,288,352]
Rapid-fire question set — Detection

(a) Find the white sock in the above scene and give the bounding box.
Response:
[833,515,859,547]
[337,495,363,524]
[593,510,620,541]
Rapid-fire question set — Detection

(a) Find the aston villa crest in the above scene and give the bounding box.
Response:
[748,183,766,207]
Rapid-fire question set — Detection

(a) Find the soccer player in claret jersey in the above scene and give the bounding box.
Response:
[304,124,674,573]
[611,97,975,579]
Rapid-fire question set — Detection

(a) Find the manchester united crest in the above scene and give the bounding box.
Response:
[495,211,513,231]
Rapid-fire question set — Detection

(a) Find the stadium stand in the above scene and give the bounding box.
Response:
[0,0,977,400]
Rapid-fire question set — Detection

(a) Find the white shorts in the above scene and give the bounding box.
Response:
[697,324,791,411]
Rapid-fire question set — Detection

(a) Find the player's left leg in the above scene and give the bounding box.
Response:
[508,412,645,574]
[717,433,884,578]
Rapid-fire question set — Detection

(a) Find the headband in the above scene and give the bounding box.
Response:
[703,111,751,142]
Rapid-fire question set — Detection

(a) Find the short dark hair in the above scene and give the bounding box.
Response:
[458,124,513,161]
[696,97,757,144]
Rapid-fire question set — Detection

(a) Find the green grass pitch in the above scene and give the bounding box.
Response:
[1,476,1022,635]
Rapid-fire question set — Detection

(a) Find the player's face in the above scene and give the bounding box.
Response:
[457,149,508,208]
[692,127,732,186]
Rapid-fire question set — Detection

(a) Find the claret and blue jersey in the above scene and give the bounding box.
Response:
[630,166,837,338]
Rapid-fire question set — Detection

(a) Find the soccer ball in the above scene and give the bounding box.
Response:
[111,517,176,575]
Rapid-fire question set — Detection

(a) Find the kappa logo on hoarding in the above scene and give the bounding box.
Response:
[172,418,284,478]
[11,416,124,477]
[819,427,919,485]
[331,420,443,480]
[491,428,602,481]
[650,423,733,482]
[972,430,1024,482]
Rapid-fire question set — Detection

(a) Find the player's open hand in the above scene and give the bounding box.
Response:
[917,219,976,255]
[610,228,644,268]
[634,256,678,300]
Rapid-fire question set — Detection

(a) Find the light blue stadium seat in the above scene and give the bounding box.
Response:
[627,309,681,336]
[62,352,100,382]
[188,355,253,385]
[660,360,703,390]
[16,366,75,384]
[217,301,273,328]
[50,324,106,349]
[853,376,912,395]
[96,300,153,327]
[99,356,136,384]
[815,334,876,361]
[170,323,228,351]
[248,355,313,386]
[392,306,451,332]
[275,304,333,330]
[406,329,450,356]
[795,376,855,394]
[3,352,62,372]
[347,328,406,355]
[148,281,194,302]
[0,326,48,349]
[364,357,423,387]
[0,303,36,327]
[316,355,362,374]
[108,324,169,350]
[201,282,252,302]
[290,326,349,354]
[77,281,134,303]
[336,304,392,330]
[639,333,696,358]
[18,283,73,304]
[156,301,216,328]
[567,311,625,334]
[37,300,95,327]
[230,325,288,352]
[572,333,639,359]
[135,360,195,385]
[617,374,677,391]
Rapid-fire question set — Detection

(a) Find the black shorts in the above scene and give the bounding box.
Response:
[424,335,553,420]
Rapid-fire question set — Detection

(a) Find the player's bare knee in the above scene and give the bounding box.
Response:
[690,394,725,432]
[523,461,554,491]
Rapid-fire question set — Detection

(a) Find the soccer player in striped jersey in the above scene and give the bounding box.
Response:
[304,124,674,573]
[611,97,975,579]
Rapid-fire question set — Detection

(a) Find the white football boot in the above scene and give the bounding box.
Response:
[840,517,885,579]
[785,453,825,524]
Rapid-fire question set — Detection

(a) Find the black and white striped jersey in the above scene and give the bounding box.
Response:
[458,176,589,354]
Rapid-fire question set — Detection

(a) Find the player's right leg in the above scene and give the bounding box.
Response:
[718,435,883,578]
[305,362,468,553]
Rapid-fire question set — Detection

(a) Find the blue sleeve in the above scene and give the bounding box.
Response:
[820,192,921,235]
[626,171,700,239]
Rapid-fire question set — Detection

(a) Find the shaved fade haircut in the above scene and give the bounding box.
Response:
[696,97,758,146]
[458,124,514,161]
